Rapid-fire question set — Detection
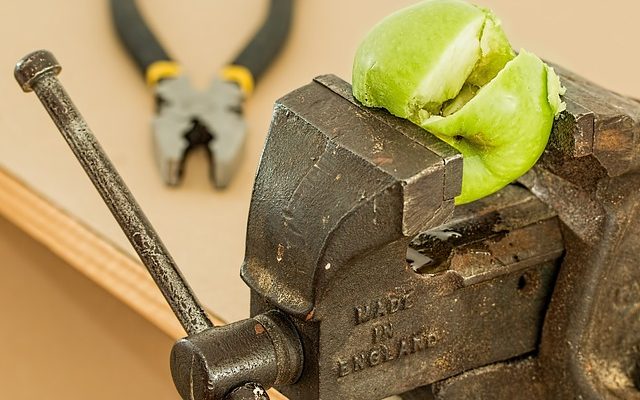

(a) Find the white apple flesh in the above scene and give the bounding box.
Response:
[352,0,565,204]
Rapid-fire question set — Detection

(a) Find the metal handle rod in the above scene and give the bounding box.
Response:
[14,50,213,336]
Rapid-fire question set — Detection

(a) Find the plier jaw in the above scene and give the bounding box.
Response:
[153,76,246,188]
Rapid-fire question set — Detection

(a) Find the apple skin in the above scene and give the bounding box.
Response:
[352,0,564,204]
[421,51,560,203]
[353,0,492,119]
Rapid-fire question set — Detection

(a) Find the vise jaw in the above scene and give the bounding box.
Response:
[241,74,462,399]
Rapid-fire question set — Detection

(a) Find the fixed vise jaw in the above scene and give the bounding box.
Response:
[242,75,462,318]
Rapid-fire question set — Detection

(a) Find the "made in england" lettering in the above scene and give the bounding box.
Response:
[354,291,414,325]
[336,330,437,377]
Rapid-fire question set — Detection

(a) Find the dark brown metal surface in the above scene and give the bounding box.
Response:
[520,68,640,399]
[429,357,546,399]
[171,310,303,399]
[244,72,639,399]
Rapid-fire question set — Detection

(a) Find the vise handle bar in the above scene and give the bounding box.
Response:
[13,49,297,400]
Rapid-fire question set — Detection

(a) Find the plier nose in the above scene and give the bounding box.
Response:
[110,0,294,188]
[153,76,246,188]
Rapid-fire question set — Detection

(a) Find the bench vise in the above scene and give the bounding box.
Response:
[232,71,640,399]
[16,50,640,399]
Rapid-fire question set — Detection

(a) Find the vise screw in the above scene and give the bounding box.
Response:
[15,50,640,399]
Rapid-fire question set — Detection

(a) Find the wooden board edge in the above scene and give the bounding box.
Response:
[0,167,226,336]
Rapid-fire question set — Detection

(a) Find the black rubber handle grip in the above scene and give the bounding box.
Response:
[110,0,173,75]
[110,0,293,85]
[232,0,294,84]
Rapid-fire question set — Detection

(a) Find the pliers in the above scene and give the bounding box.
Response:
[110,0,294,188]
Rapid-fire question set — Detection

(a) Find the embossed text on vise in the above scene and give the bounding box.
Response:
[354,290,414,325]
[336,329,438,377]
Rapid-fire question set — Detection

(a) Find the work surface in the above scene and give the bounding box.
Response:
[1,0,638,322]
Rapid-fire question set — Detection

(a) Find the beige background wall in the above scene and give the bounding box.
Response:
[0,1,638,398]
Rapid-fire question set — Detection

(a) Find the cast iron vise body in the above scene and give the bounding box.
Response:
[233,71,640,399]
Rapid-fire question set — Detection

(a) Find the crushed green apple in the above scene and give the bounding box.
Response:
[353,0,565,204]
